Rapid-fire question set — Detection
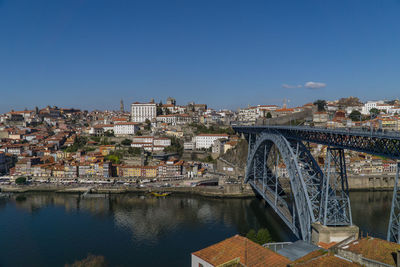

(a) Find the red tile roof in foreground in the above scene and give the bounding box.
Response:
[192,235,291,267]
[291,252,360,266]
[318,241,337,249]
[342,237,400,266]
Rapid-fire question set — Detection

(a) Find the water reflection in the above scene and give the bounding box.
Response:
[3,192,294,243]
[0,191,393,266]
[350,191,392,239]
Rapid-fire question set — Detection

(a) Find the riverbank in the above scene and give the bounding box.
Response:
[0,184,256,198]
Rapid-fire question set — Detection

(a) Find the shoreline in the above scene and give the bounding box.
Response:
[1,183,396,198]
[0,184,256,199]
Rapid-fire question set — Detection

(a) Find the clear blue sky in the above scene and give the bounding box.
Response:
[1,0,400,112]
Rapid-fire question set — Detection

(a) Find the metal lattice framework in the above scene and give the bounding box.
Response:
[320,148,352,226]
[387,162,400,243]
[245,132,324,242]
[235,126,400,159]
[234,126,400,243]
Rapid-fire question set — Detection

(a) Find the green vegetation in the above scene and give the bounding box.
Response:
[100,137,111,145]
[313,99,327,112]
[157,101,163,116]
[64,136,87,152]
[83,147,96,152]
[105,154,120,164]
[121,139,132,146]
[349,110,362,121]
[135,130,143,136]
[266,112,272,119]
[202,155,216,163]
[370,108,380,116]
[189,123,234,135]
[144,119,151,131]
[128,147,141,156]
[90,136,101,142]
[164,136,183,156]
[15,176,27,184]
[245,228,273,245]
[65,254,108,267]
[104,130,114,137]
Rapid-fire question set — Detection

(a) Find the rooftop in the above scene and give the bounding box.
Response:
[192,235,291,267]
[340,237,400,266]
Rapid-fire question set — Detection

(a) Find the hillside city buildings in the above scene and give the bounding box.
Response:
[0,96,399,186]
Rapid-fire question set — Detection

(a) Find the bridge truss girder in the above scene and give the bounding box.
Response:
[245,133,324,242]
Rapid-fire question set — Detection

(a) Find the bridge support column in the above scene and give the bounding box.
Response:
[320,147,352,226]
[387,161,400,243]
[311,222,359,245]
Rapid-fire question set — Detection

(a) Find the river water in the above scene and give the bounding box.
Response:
[0,191,393,266]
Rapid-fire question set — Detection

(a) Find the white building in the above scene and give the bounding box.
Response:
[130,136,171,152]
[131,102,156,123]
[194,134,229,149]
[113,122,139,135]
[361,101,384,115]
[153,137,171,147]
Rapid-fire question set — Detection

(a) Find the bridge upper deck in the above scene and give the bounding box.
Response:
[233,125,400,160]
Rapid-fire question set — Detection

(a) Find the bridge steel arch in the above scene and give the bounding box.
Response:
[245,132,324,242]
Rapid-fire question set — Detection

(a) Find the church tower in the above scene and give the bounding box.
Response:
[120,99,124,113]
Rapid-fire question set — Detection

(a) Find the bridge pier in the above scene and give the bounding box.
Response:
[311,222,359,245]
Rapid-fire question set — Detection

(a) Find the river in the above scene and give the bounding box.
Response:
[0,191,393,266]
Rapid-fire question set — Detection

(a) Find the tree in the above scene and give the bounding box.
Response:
[256,228,273,244]
[349,110,362,121]
[245,228,273,245]
[164,136,183,156]
[266,112,272,119]
[246,229,257,242]
[104,130,114,137]
[15,176,27,184]
[313,100,327,112]
[128,147,141,156]
[370,108,380,116]
[144,119,151,131]
[157,101,163,116]
[105,154,120,164]
[121,139,132,146]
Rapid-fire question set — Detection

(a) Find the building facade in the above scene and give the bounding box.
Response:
[131,102,157,123]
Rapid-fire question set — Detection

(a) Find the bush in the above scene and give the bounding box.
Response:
[256,228,273,244]
[245,228,273,245]
[15,177,27,184]
[128,147,141,155]
[121,139,132,146]
[246,229,257,242]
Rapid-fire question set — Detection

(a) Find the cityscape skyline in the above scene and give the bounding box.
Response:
[2,0,400,112]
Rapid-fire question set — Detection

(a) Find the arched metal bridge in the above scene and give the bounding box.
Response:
[233,125,400,243]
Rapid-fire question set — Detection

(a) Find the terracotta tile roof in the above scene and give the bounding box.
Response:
[192,235,291,267]
[318,242,337,249]
[342,237,400,266]
[290,252,360,266]
[197,133,229,137]
[291,249,327,264]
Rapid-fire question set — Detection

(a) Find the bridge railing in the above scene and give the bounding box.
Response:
[234,125,400,139]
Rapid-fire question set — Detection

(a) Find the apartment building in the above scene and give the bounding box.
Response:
[131,102,156,123]
[113,122,139,135]
[194,134,229,149]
